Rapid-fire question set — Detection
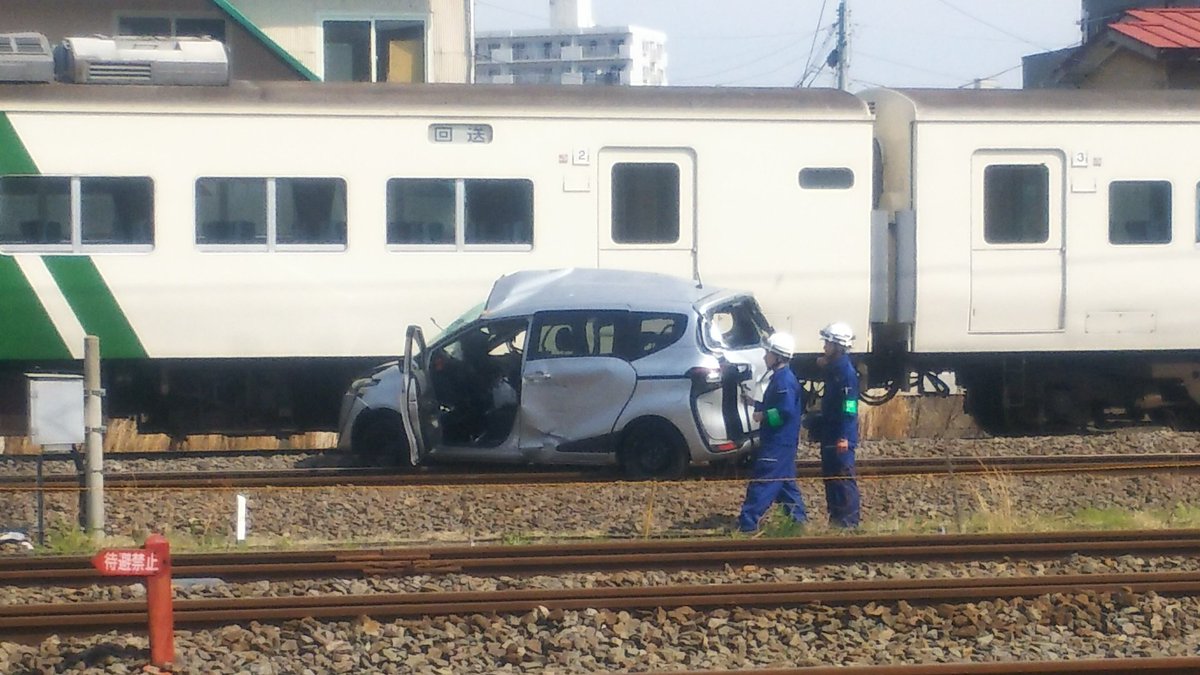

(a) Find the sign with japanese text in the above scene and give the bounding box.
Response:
[91,548,162,576]
[428,123,493,144]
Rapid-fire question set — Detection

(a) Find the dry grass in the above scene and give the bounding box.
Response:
[1,418,336,455]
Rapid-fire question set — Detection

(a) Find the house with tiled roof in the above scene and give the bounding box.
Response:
[1025,2,1200,88]
[1,0,472,83]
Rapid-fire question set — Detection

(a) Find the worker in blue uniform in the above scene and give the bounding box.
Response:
[810,322,862,528]
[737,332,807,532]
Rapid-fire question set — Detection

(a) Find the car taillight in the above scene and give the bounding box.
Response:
[712,441,738,452]
[687,366,722,385]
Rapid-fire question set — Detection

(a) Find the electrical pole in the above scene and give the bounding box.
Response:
[836,0,848,90]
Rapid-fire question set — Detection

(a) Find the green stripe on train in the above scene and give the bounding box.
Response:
[43,257,147,359]
[0,112,38,174]
[0,112,65,359]
[0,257,71,360]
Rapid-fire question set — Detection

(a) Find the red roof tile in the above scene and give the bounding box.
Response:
[1111,8,1200,49]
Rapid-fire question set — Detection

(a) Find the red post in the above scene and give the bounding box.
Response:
[144,534,174,667]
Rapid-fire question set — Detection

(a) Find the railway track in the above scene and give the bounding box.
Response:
[666,659,1200,674]
[3,453,1199,491]
[4,529,1199,585]
[4,569,1200,633]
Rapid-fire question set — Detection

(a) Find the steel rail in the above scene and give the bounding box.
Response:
[3,570,1200,632]
[4,529,1200,585]
[656,658,1200,674]
[3,453,1200,491]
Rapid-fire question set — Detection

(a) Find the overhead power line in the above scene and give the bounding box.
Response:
[933,0,1052,51]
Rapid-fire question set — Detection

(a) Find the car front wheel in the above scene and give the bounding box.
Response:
[619,419,688,480]
[351,409,411,467]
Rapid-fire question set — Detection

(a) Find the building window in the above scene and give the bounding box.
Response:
[1110,181,1171,245]
[0,176,153,250]
[118,16,226,41]
[611,163,679,244]
[799,167,855,190]
[387,178,533,248]
[323,20,425,83]
[196,177,346,248]
[983,164,1048,244]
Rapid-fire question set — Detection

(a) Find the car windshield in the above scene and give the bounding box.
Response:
[430,301,485,345]
[704,297,772,350]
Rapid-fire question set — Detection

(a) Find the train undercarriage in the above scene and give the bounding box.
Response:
[923,353,1200,435]
[0,358,381,439]
[4,351,1200,441]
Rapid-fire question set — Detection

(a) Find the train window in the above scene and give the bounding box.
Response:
[1,176,153,251]
[799,167,855,190]
[275,178,347,246]
[465,179,533,245]
[196,177,346,250]
[387,178,533,249]
[80,178,154,246]
[387,179,455,245]
[1109,181,1171,245]
[983,164,1049,244]
[196,178,267,246]
[0,176,70,246]
[611,163,680,244]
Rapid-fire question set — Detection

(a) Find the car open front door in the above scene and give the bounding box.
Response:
[400,325,441,466]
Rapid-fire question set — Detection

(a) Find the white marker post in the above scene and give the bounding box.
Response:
[235,494,247,543]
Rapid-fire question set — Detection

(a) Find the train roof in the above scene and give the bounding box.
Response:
[0,81,871,121]
[481,269,747,319]
[864,87,1200,122]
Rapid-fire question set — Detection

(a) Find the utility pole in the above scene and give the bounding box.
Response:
[835,0,849,90]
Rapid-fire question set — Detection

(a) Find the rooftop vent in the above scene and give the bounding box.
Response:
[57,35,228,86]
[0,32,54,83]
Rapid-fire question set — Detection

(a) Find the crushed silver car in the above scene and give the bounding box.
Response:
[337,268,771,478]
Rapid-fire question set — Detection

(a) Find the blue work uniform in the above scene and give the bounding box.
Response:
[814,353,861,528]
[737,364,807,532]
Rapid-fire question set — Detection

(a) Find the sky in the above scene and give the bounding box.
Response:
[473,0,1085,90]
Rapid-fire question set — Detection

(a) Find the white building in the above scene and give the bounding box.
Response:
[474,0,667,85]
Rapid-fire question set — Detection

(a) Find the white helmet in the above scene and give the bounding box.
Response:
[819,322,855,349]
[765,332,795,359]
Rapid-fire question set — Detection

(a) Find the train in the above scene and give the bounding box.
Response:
[1,76,1199,438]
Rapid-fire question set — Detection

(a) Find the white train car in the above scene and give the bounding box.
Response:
[867,88,1200,431]
[0,81,873,436]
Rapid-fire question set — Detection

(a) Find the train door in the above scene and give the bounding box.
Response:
[969,151,1065,333]
[598,148,696,280]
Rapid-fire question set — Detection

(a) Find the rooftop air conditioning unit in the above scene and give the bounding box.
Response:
[56,35,228,85]
[0,32,54,83]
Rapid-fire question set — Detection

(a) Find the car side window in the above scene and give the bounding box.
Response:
[630,312,687,359]
[529,311,627,360]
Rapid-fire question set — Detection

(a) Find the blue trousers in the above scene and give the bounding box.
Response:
[738,460,807,532]
[820,445,860,528]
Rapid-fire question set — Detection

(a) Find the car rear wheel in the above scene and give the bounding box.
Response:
[619,419,688,480]
[351,410,411,467]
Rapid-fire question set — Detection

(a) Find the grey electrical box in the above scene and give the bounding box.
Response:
[27,374,84,446]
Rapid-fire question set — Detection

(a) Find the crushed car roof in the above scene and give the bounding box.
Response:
[481,269,745,319]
